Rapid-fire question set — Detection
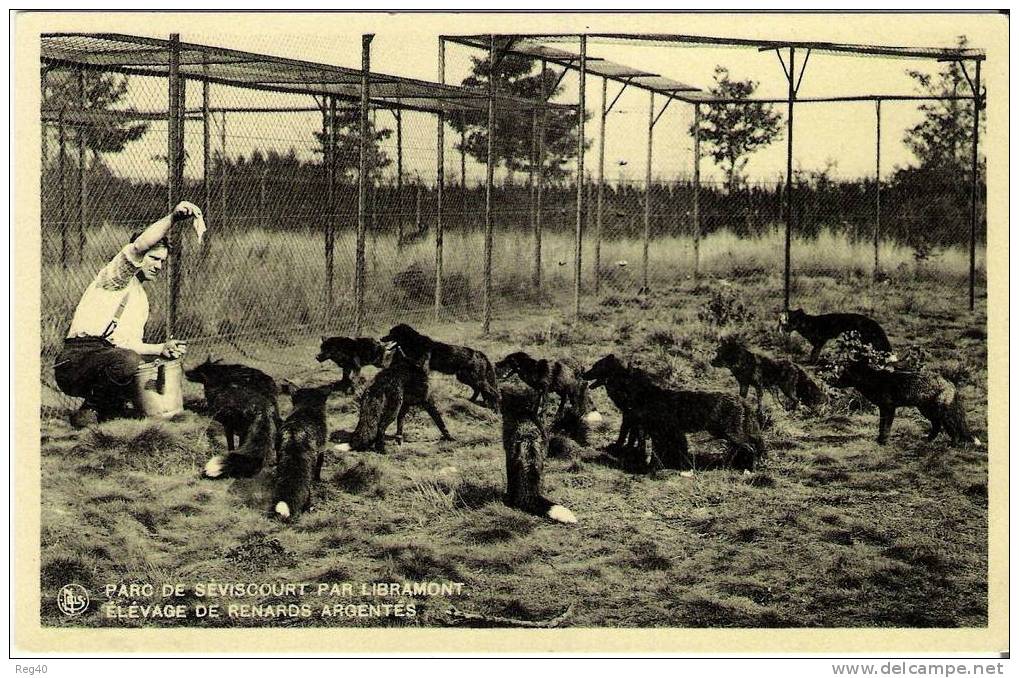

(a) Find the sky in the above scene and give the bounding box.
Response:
[40,12,1000,188]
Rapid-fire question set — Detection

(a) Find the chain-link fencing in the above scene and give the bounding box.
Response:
[39,33,986,415]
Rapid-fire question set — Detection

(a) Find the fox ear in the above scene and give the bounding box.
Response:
[321,336,328,343]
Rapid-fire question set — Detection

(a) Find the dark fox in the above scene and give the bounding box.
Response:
[185,357,281,452]
[640,386,766,471]
[711,338,826,417]
[200,384,279,479]
[343,345,454,453]
[584,354,764,471]
[316,336,389,390]
[495,351,597,420]
[185,355,279,399]
[780,308,893,363]
[381,323,501,412]
[500,383,577,524]
[272,386,330,522]
[834,361,980,446]
[582,354,655,462]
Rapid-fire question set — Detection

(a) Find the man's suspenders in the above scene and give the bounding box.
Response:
[100,288,132,340]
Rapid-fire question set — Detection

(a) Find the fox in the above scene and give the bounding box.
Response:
[316,336,390,391]
[381,323,501,412]
[500,383,577,524]
[272,385,330,522]
[583,354,764,471]
[201,384,280,479]
[343,345,454,453]
[780,308,893,363]
[833,361,981,446]
[711,338,826,418]
[582,354,656,464]
[185,357,281,452]
[495,351,599,423]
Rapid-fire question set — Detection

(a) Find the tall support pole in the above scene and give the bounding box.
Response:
[219,110,227,227]
[459,112,467,189]
[41,68,49,169]
[783,47,796,312]
[435,38,446,320]
[595,76,607,294]
[642,91,654,292]
[396,109,404,249]
[968,60,981,311]
[325,96,336,313]
[693,103,701,278]
[76,68,87,263]
[166,33,183,340]
[573,34,587,317]
[58,109,67,268]
[534,59,546,290]
[201,74,211,251]
[482,34,496,334]
[874,99,881,279]
[529,108,537,275]
[355,35,373,334]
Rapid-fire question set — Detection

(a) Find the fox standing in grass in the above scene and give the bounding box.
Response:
[500,384,576,524]
[185,357,280,452]
[834,360,980,446]
[273,385,330,522]
[711,338,826,418]
[316,336,389,391]
[199,385,280,479]
[780,308,893,363]
[344,345,454,453]
[382,323,501,412]
[496,351,598,422]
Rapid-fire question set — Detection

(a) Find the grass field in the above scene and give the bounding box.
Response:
[39,273,987,628]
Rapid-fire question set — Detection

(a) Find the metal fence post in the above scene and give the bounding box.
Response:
[166,33,183,340]
[482,34,496,334]
[643,90,654,292]
[693,103,701,278]
[574,34,587,317]
[396,109,404,249]
[968,60,981,312]
[595,76,607,294]
[355,34,373,334]
[783,47,796,312]
[220,110,227,227]
[534,59,546,290]
[435,38,446,320]
[76,67,86,263]
[58,108,67,268]
[325,96,336,313]
[874,98,881,279]
[202,73,211,253]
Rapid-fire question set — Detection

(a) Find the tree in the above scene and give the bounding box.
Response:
[313,108,392,182]
[690,66,783,192]
[449,54,588,181]
[903,35,984,172]
[42,69,147,158]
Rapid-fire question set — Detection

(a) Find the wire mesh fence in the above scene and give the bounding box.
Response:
[39,32,986,415]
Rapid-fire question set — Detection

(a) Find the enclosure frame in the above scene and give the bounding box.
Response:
[41,32,571,338]
[442,33,987,313]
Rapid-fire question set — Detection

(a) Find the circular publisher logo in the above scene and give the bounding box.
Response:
[57,584,90,617]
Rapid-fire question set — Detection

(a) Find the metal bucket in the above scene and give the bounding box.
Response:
[133,358,184,418]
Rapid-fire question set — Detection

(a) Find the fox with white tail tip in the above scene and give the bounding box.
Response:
[500,383,577,524]
[271,385,330,522]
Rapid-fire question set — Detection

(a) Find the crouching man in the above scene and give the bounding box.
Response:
[54,201,202,428]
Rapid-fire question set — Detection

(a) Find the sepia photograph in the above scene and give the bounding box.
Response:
[12,10,1008,655]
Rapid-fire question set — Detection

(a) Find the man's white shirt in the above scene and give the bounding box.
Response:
[66,244,163,355]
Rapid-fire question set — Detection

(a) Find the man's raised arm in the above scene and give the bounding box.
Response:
[130,201,203,256]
